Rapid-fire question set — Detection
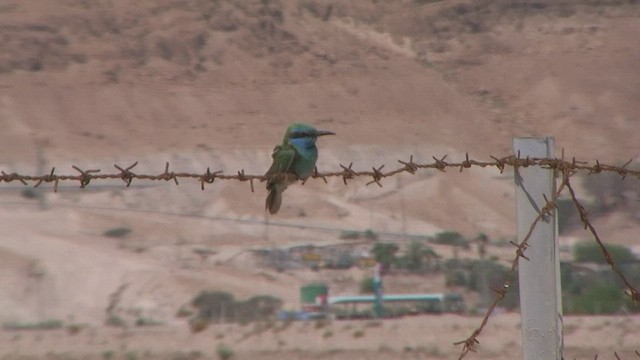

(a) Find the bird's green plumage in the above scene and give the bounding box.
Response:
[265,123,335,214]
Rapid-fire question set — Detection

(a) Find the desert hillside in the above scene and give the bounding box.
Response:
[1,1,639,359]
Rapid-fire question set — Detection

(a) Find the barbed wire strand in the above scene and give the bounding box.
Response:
[2,155,640,192]
[2,153,639,359]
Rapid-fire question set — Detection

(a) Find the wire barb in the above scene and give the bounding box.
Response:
[458,152,473,172]
[114,161,138,187]
[339,162,356,185]
[432,155,448,172]
[200,167,222,190]
[366,164,385,187]
[398,155,418,174]
[237,169,255,193]
[72,165,100,189]
[311,166,328,184]
[34,167,59,192]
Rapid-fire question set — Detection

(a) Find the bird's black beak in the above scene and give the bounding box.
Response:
[316,130,336,137]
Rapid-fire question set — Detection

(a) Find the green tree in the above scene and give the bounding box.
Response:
[371,242,399,268]
[573,241,636,264]
[561,262,640,314]
[397,241,423,272]
[397,241,439,273]
[433,231,470,252]
[582,172,626,211]
[443,258,520,310]
[191,291,235,323]
[556,198,581,234]
[360,277,375,294]
[567,282,624,314]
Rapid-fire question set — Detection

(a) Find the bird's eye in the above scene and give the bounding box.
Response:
[291,131,312,139]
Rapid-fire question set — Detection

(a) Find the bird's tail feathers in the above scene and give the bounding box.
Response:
[265,188,282,214]
[266,182,287,214]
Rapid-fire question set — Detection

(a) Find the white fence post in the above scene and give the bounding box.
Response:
[513,137,563,360]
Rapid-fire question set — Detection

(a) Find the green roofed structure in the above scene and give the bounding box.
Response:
[328,293,465,315]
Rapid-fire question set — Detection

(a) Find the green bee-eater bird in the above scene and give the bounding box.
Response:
[265,123,335,214]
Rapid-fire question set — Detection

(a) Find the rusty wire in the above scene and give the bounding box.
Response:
[1,154,640,191]
[2,153,640,358]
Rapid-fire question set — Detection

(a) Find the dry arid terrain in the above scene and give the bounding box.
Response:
[1,1,639,359]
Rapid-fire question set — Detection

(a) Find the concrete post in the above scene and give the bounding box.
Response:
[513,137,563,360]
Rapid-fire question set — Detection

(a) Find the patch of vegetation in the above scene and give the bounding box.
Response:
[573,241,637,264]
[395,240,440,273]
[105,314,126,327]
[189,290,283,327]
[432,231,469,248]
[66,323,84,335]
[363,229,378,240]
[359,276,376,294]
[41,351,77,360]
[3,319,64,330]
[561,249,640,315]
[339,230,360,240]
[103,227,131,238]
[169,351,203,360]
[339,229,378,241]
[176,305,193,318]
[404,344,442,356]
[370,242,399,268]
[188,317,209,333]
[582,171,631,212]
[191,291,234,323]
[235,295,284,324]
[216,344,234,360]
[443,258,520,310]
[323,251,355,269]
[566,281,625,314]
[556,198,581,234]
[135,317,163,327]
[564,268,629,314]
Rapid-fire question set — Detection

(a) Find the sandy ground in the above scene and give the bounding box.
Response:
[2,314,640,359]
[1,1,640,359]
